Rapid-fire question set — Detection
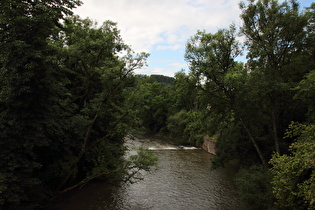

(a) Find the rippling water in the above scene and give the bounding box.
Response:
[50,137,242,210]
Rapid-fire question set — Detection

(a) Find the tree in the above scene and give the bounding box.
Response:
[54,16,149,190]
[294,70,315,122]
[0,2,151,207]
[131,79,172,133]
[185,25,268,166]
[0,0,81,208]
[234,165,274,209]
[270,123,315,209]
[172,70,200,111]
[240,0,310,154]
[167,71,217,146]
[150,74,175,85]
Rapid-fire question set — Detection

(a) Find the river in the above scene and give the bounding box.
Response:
[49,136,242,210]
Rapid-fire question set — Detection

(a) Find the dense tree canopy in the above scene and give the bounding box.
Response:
[0,1,150,209]
[0,0,82,208]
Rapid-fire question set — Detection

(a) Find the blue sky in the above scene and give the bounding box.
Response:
[74,0,314,77]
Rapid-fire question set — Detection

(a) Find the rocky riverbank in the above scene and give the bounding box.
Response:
[202,136,216,155]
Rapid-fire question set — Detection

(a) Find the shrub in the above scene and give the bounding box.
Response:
[234,165,275,209]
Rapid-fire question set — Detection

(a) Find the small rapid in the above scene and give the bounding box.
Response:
[125,136,199,151]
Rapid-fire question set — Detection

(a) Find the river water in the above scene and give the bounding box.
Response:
[50,137,242,210]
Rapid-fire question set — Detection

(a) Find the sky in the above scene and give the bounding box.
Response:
[73,0,314,77]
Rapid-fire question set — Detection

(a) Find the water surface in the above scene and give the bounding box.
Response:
[50,137,242,210]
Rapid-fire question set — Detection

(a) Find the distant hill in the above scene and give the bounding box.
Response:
[135,74,175,86]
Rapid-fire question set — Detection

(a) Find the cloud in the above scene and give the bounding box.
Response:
[135,67,175,77]
[74,0,241,53]
[73,0,243,76]
[169,62,187,69]
[156,44,182,51]
[73,0,315,77]
[136,59,188,77]
[150,67,175,77]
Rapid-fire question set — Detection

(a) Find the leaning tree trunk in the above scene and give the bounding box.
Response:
[232,103,268,167]
[270,94,280,154]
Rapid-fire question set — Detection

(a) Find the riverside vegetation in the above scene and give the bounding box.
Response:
[0,0,315,209]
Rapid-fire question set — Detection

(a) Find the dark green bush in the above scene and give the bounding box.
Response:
[234,165,275,210]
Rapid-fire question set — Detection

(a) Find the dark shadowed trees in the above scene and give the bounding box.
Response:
[0,0,82,208]
[0,1,150,208]
[240,0,310,154]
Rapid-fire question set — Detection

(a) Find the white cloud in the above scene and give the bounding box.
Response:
[73,0,243,76]
[135,66,176,77]
[74,0,241,53]
[156,44,182,51]
[169,62,187,69]
[72,0,313,77]
[150,67,175,77]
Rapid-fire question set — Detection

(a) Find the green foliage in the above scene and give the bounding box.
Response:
[294,70,315,122]
[149,74,175,85]
[234,165,274,210]
[0,1,82,209]
[51,16,149,191]
[240,0,308,69]
[185,23,270,166]
[167,109,212,146]
[84,140,126,180]
[0,0,314,208]
[129,148,158,171]
[131,76,174,133]
[240,0,311,154]
[172,70,201,111]
[270,123,315,209]
[0,1,149,207]
[124,148,158,183]
[171,1,315,208]
[211,121,244,168]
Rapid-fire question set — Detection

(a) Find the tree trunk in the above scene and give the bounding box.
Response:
[238,114,268,167]
[270,95,280,154]
[271,104,280,154]
[232,104,268,167]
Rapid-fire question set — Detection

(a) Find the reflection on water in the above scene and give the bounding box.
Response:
[49,137,242,210]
